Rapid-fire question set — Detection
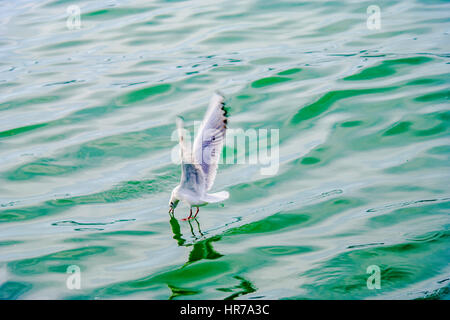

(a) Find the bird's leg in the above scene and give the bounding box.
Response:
[193,207,200,219]
[182,208,193,221]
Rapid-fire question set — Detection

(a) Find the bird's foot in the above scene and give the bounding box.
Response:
[181,208,199,221]
[181,208,193,221]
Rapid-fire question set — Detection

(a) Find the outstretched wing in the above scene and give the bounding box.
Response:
[193,92,228,191]
[176,117,205,194]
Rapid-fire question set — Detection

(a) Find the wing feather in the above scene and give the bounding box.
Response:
[177,117,205,194]
[193,92,228,191]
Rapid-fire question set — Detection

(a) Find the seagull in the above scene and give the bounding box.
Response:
[169,92,229,220]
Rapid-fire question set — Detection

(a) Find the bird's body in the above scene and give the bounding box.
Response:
[169,92,229,220]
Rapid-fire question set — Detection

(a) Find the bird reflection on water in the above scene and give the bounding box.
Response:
[167,214,257,300]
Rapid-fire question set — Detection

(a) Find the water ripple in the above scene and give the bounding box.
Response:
[0,0,449,300]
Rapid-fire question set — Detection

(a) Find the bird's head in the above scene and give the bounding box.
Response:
[168,190,180,214]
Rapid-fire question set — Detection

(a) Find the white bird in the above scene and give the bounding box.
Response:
[169,92,229,220]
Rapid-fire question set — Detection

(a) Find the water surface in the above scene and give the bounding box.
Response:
[0,0,449,299]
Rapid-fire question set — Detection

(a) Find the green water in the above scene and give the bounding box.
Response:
[0,0,449,300]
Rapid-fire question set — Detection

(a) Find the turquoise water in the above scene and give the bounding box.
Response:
[0,0,449,299]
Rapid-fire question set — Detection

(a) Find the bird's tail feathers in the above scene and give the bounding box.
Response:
[202,191,229,203]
